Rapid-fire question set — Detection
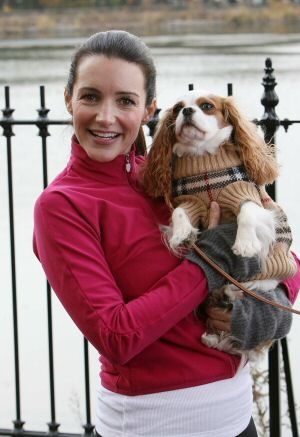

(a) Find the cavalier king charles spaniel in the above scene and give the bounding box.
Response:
[143,89,296,359]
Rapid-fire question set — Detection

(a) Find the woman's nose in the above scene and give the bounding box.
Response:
[95,102,116,126]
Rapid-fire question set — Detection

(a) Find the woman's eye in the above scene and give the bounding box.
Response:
[81,94,98,103]
[199,102,214,111]
[119,97,135,106]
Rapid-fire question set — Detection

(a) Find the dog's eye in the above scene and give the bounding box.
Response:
[173,103,184,115]
[199,102,215,111]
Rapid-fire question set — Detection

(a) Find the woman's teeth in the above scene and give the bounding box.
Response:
[90,131,119,139]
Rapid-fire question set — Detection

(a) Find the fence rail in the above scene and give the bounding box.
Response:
[0,57,299,437]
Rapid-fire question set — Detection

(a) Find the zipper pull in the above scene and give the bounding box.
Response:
[125,154,131,173]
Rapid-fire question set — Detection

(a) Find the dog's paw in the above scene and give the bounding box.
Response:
[201,332,220,348]
[255,214,276,258]
[170,207,198,249]
[242,279,279,293]
[234,201,276,258]
[223,284,243,301]
[169,228,197,250]
[232,235,262,257]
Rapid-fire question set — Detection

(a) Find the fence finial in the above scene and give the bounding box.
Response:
[37,86,50,139]
[260,57,280,144]
[1,86,15,138]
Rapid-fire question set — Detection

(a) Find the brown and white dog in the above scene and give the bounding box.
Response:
[143,89,297,358]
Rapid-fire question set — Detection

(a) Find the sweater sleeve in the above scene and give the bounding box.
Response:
[231,285,292,350]
[33,191,208,366]
[231,253,300,350]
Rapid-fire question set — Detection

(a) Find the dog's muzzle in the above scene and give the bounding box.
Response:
[182,107,195,118]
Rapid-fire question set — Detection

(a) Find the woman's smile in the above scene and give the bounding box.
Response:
[88,129,121,143]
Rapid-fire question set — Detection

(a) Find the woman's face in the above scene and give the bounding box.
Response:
[65,55,156,162]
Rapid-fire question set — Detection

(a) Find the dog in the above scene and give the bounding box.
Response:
[143,89,297,359]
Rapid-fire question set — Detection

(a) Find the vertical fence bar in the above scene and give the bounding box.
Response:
[227,83,233,96]
[82,339,94,436]
[2,86,25,432]
[37,86,60,434]
[260,57,281,437]
[260,58,279,200]
[37,86,50,189]
[268,342,281,437]
[281,337,299,437]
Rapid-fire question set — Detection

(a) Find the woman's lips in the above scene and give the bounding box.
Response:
[89,130,120,139]
[88,130,122,145]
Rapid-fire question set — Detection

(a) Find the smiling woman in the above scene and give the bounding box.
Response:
[32,30,300,437]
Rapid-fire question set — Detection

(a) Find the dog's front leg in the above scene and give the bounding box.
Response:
[169,207,198,250]
[232,201,276,258]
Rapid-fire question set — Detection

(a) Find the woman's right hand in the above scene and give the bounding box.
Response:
[207,201,221,229]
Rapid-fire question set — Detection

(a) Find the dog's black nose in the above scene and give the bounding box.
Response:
[182,107,195,117]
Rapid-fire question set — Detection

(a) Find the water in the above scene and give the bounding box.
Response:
[0,34,300,435]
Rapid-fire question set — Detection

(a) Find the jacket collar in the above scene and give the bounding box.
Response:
[68,135,138,185]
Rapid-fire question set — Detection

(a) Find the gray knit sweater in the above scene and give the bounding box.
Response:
[231,285,292,350]
[186,223,292,350]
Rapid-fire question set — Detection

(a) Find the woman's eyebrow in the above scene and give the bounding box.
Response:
[78,88,140,98]
[78,86,100,93]
[116,91,140,97]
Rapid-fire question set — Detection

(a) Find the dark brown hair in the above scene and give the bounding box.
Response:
[66,30,156,107]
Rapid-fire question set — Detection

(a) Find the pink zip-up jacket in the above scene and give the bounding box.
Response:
[33,137,300,396]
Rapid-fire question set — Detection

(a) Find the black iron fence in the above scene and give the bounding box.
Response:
[0,58,299,437]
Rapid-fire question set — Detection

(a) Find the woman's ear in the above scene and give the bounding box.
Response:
[64,88,73,115]
[143,99,157,124]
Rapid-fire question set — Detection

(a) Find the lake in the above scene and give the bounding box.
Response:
[0,33,300,436]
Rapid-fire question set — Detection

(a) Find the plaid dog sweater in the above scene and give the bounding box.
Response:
[171,141,297,280]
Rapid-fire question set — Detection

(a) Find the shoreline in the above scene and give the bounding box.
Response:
[1,32,300,51]
[1,4,300,41]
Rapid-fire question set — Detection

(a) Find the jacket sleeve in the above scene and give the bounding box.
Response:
[282,252,300,304]
[33,191,208,366]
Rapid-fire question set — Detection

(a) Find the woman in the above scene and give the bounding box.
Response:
[33,30,300,437]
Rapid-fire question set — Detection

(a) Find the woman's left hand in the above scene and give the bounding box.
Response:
[230,285,292,349]
[206,285,293,350]
[205,305,232,333]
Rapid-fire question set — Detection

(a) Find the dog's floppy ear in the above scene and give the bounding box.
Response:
[223,96,279,185]
[142,108,176,202]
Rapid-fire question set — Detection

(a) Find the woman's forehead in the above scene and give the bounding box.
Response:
[75,55,146,92]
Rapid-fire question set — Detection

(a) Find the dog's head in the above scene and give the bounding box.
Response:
[143,89,279,201]
[172,90,233,157]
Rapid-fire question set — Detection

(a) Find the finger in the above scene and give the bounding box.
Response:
[207,317,231,333]
[208,201,221,229]
[206,306,232,323]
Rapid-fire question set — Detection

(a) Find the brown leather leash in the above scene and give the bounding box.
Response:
[191,242,300,315]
